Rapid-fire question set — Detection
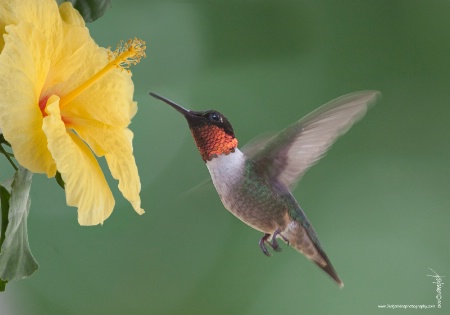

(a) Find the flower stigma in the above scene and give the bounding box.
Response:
[58,38,146,108]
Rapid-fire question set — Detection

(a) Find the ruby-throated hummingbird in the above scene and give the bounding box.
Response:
[150,91,380,287]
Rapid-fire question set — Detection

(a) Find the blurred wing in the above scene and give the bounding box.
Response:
[248,91,380,190]
[240,132,276,157]
[177,177,213,200]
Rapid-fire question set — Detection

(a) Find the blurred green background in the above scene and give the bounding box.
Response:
[1,0,450,314]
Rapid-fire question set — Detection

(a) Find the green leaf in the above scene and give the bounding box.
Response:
[0,167,38,285]
[64,0,112,23]
[55,171,65,190]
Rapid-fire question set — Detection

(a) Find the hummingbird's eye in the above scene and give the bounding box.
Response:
[209,112,221,122]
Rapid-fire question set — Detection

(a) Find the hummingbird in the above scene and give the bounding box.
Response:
[150,91,380,288]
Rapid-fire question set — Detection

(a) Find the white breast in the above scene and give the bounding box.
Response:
[206,149,245,206]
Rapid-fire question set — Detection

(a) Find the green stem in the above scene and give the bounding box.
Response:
[0,186,9,249]
[0,145,17,171]
[0,186,10,291]
[0,134,10,146]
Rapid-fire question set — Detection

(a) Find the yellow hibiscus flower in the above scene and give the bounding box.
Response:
[0,0,145,225]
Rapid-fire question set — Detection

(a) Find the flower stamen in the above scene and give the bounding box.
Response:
[108,38,146,70]
[59,38,146,108]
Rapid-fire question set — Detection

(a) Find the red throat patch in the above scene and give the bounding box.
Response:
[190,125,238,162]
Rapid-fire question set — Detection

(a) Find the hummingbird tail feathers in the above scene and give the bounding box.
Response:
[313,245,344,288]
[282,220,344,288]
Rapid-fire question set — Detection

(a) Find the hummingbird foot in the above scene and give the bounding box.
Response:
[259,229,287,256]
[259,234,272,256]
[273,228,289,246]
[271,228,289,250]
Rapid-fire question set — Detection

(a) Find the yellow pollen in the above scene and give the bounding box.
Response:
[59,38,146,108]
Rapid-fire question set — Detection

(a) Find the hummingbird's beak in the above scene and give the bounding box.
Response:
[149,92,192,117]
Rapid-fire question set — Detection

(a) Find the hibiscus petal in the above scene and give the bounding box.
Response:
[42,96,115,225]
[59,2,85,26]
[0,0,62,52]
[41,8,107,102]
[0,3,15,50]
[44,3,137,128]
[0,23,56,176]
[62,69,137,128]
[106,130,143,215]
[69,117,143,215]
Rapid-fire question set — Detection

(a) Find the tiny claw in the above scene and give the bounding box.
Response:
[259,234,272,256]
[271,240,282,252]
[274,228,289,245]
[270,236,282,252]
[270,228,286,252]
